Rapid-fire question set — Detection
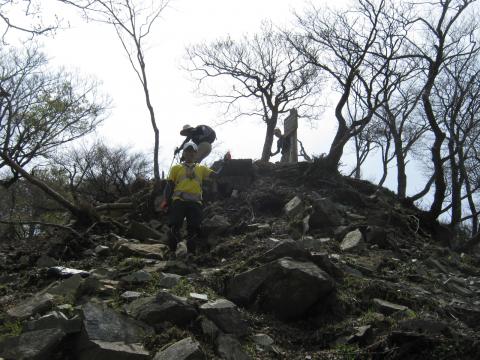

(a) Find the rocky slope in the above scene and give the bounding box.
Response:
[1,161,480,359]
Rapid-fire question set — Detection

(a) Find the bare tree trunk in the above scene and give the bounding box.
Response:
[422,61,447,219]
[325,87,350,171]
[377,142,390,188]
[458,147,478,234]
[138,54,161,185]
[325,107,348,172]
[261,115,278,162]
[448,136,462,229]
[391,127,407,198]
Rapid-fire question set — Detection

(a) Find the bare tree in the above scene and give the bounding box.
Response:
[60,0,169,186]
[346,91,380,179]
[290,0,403,172]
[401,0,480,220]
[0,45,109,224]
[0,0,60,42]
[433,52,480,231]
[186,23,322,162]
[52,140,151,203]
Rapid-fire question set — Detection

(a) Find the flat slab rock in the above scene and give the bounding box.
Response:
[118,243,168,260]
[79,302,153,344]
[77,340,150,360]
[153,337,204,360]
[6,293,54,320]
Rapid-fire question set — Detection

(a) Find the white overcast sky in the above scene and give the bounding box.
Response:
[40,1,341,163]
[30,0,425,193]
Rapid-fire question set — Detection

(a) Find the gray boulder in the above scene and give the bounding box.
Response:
[157,272,183,288]
[309,197,344,228]
[127,291,197,326]
[216,334,251,360]
[203,215,232,236]
[76,301,153,359]
[258,239,311,263]
[283,196,303,218]
[340,229,364,251]
[0,328,66,360]
[118,243,168,260]
[23,311,81,334]
[228,257,335,320]
[200,299,250,337]
[6,293,54,321]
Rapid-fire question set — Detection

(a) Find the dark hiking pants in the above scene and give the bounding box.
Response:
[168,199,203,253]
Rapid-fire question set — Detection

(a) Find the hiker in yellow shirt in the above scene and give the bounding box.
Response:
[164,142,219,254]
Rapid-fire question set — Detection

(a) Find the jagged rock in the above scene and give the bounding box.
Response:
[36,255,57,267]
[298,237,332,251]
[7,293,54,320]
[42,273,84,300]
[126,220,165,242]
[91,267,118,279]
[153,337,204,360]
[77,341,150,360]
[258,239,311,263]
[200,317,220,339]
[283,196,303,218]
[346,212,367,221]
[120,270,153,285]
[252,333,274,350]
[23,311,81,334]
[0,328,66,360]
[445,302,480,329]
[373,298,409,315]
[120,291,143,302]
[76,301,153,359]
[347,325,372,345]
[127,291,197,326]
[425,257,450,274]
[95,245,110,256]
[176,241,188,258]
[444,278,474,296]
[216,334,251,360]
[227,257,335,320]
[203,215,232,235]
[157,272,183,288]
[340,229,363,251]
[144,260,196,275]
[200,299,250,337]
[308,197,344,228]
[309,252,344,279]
[118,243,168,260]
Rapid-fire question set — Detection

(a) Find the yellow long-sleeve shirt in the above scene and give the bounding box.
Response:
[168,163,213,202]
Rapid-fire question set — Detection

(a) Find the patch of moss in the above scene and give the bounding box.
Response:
[144,272,162,295]
[118,257,145,271]
[0,320,22,340]
[142,325,190,353]
[332,343,361,360]
[170,278,218,300]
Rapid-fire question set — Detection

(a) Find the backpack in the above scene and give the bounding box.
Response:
[198,125,216,144]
